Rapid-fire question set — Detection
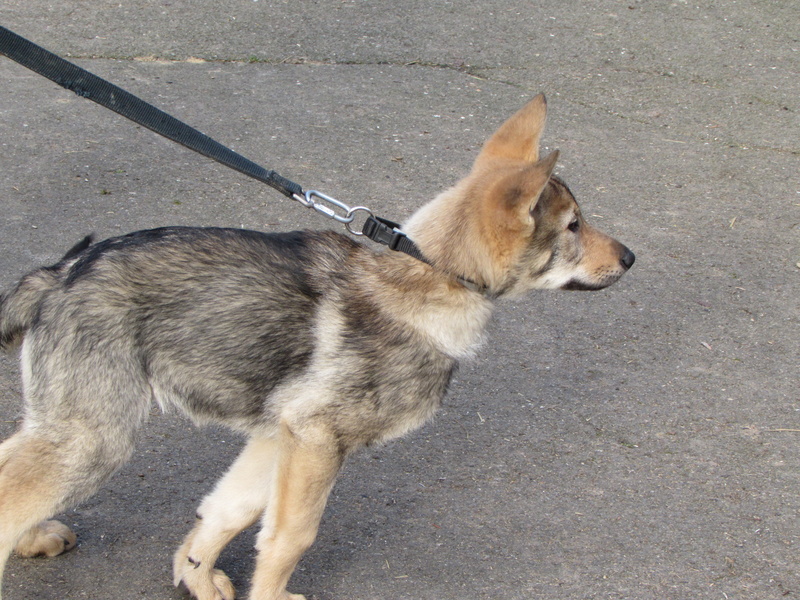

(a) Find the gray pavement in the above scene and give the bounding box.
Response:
[0,1,798,599]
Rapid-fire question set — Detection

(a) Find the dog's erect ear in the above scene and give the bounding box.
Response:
[476,94,548,165]
[500,150,560,223]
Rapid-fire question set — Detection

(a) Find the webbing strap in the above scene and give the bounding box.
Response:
[0,25,302,198]
[0,26,441,271]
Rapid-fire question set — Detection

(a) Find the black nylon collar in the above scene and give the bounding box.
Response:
[361,216,429,264]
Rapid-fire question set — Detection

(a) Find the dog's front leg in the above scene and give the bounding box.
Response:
[174,436,281,600]
[248,422,343,600]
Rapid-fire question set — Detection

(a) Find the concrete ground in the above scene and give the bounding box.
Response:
[0,1,797,598]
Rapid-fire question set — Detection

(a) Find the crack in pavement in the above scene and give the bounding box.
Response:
[57,54,797,156]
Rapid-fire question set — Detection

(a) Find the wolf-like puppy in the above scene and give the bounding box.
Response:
[0,95,633,600]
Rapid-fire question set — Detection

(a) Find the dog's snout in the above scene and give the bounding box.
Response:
[620,247,635,270]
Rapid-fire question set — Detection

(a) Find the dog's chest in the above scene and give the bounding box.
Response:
[279,297,457,445]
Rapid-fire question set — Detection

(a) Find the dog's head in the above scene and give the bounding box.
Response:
[405,94,634,297]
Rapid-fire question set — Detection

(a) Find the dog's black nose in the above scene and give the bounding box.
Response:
[620,248,635,270]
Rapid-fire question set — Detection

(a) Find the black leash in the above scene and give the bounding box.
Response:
[0,25,426,263]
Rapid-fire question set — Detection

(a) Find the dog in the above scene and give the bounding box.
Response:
[0,94,633,600]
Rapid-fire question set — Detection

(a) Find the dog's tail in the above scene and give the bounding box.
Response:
[0,235,93,350]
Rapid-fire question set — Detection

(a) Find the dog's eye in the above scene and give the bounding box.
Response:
[567,219,580,232]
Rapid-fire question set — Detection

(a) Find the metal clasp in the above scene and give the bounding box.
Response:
[296,190,352,223]
[293,190,374,235]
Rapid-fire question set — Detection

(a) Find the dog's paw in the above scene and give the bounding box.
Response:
[176,566,236,600]
[14,520,77,558]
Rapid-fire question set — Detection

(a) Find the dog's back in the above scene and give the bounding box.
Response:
[2,226,459,438]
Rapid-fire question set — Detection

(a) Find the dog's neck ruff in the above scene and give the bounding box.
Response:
[362,215,490,296]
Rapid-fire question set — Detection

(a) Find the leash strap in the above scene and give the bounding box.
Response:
[0,26,304,199]
[0,26,432,269]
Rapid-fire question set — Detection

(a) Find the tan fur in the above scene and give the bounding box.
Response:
[14,520,76,558]
[249,424,341,600]
[475,93,548,163]
[0,432,80,595]
[362,253,493,359]
[404,94,629,298]
[173,436,281,600]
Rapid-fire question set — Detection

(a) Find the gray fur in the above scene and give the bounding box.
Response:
[3,227,453,445]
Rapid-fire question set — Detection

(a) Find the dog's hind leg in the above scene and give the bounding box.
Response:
[174,435,281,600]
[248,422,344,600]
[0,419,141,597]
[0,427,95,597]
[0,433,77,558]
[0,430,73,565]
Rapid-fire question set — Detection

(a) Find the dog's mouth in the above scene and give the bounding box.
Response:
[561,278,617,291]
[561,249,635,291]
[561,266,632,291]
